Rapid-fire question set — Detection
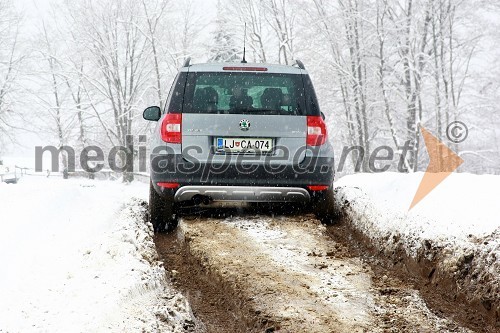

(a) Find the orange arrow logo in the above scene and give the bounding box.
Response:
[409,127,464,210]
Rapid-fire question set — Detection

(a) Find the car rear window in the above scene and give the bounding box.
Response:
[182,72,310,116]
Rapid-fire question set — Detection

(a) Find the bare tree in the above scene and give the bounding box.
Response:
[64,56,89,148]
[305,0,374,171]
[208,0,241,62]
[376,0,401,151]
[140,0,169,109]
[381,0,432,171]
[264,0,295,65]
[227,0,268,63]
[0,0,23,146]
[26,17,76,175]
[67,0,152,181]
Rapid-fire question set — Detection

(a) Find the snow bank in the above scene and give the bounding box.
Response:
[0,177,196,332]
[334,172,500,319]
[336,172,500,239]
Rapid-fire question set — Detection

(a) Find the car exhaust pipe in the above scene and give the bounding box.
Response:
[192,195,203,206]
[191,195,213,206]
[202,196,212,205]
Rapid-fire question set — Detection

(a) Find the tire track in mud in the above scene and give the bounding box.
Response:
[154,207,476,332]
[327,221,499,333]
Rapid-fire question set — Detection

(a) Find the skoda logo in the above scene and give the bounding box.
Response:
[239,119,250,131]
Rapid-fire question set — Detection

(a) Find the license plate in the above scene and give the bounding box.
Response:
[216,137,273,153]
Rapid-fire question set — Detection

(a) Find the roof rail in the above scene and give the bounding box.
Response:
[182,57,191,68]
[293,59,305,70]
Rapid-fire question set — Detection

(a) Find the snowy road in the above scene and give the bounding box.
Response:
[155,207,487,332]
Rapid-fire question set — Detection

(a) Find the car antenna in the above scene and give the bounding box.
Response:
[241,23,247,63]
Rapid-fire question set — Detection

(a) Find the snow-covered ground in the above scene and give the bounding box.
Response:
[334,172,500,313]
[0,176,195,332]
[336,172,500,239]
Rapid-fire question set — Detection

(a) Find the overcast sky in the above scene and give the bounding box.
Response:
[15,0,218,20]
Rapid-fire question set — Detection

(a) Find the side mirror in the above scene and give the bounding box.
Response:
[320,112,326,120]
[143,106,161,121]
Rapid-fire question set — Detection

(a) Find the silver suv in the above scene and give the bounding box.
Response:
[143,60,335,232]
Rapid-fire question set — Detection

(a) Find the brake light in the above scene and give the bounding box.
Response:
[307,116,327,146]
[161,113,182,143]
[307,185,329,191]
[157,182,180,189]
[222,66,268,71]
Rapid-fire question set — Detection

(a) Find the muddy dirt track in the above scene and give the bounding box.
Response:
[154,205,497,333]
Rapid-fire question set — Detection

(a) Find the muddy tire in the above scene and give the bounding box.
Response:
[313,187,339,225]
[149,181,178,233]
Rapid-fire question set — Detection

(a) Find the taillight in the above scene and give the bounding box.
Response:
[307,185,329,191]
[307,116,327,146]
[157,182,180,189]
[161,113,182,143]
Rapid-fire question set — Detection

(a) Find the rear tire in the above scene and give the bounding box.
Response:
[149,181,178,233]
[313,187,339,225]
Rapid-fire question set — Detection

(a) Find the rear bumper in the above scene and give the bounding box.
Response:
[174,185,310,202]
[150,153,334,203]
[150,154,334,188]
